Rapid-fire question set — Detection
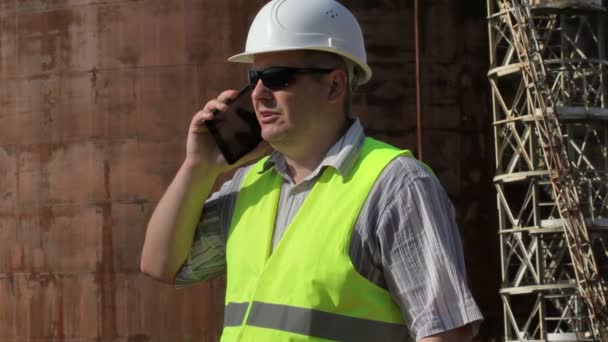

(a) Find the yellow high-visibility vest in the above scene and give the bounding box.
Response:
[222,138,412,341]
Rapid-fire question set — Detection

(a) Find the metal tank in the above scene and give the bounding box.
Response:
[0,1,261,339]
[0,0,506,340]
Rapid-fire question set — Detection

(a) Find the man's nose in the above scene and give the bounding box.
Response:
[251,79,272,100]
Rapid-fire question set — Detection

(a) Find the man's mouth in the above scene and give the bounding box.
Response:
[259,110,280,124]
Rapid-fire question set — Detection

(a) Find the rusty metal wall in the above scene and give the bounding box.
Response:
[0,0,262,340]
[0,0,499,340]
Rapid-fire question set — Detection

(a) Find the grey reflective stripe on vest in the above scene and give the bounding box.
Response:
[243,301,409,341]
[224,302,249,327]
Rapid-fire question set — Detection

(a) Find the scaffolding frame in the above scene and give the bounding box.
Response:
[488,0,608,340]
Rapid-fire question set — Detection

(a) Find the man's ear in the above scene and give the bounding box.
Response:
[327,69,348,103]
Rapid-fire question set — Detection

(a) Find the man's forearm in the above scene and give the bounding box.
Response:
[140,162,221,283]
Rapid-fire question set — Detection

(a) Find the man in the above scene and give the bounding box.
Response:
[140,0,483,341]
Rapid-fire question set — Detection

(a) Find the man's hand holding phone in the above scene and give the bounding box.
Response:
[141,88,266,282]
[185,88,266,176]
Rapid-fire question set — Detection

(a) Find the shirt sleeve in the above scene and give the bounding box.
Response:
[174,166,252,288]
[376,161,483,340]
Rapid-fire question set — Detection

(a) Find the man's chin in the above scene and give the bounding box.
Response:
[261,128,288,144]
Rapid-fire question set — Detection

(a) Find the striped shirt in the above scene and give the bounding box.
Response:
[176,119,483,340]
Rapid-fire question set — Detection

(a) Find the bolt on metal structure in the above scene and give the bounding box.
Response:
[488,0,608,340]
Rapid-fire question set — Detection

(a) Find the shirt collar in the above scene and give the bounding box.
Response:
[260,119,366,181]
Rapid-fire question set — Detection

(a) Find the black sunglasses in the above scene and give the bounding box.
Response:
[248,67,334,91]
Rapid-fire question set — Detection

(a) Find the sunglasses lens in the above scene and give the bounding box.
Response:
[249,68,296,91]
[263,68,296,90]
[248,69,260,88]
[249,67,332,91]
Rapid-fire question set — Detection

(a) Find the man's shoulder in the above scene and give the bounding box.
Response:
[360,153,442,215]
[377,154,434,186]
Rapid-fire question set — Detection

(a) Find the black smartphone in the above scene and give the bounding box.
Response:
[205,85,262,164]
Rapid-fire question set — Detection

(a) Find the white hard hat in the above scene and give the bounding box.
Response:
[228,0,372,85]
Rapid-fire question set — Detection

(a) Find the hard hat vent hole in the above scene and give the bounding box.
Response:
[325,9,339,19]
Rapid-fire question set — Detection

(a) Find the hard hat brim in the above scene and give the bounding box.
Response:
[228,46,373,85]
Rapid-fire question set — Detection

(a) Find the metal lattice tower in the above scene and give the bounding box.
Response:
[488,0,608,340]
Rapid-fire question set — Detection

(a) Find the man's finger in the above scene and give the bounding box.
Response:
[203,100,229,115]
[217,89,240,103]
